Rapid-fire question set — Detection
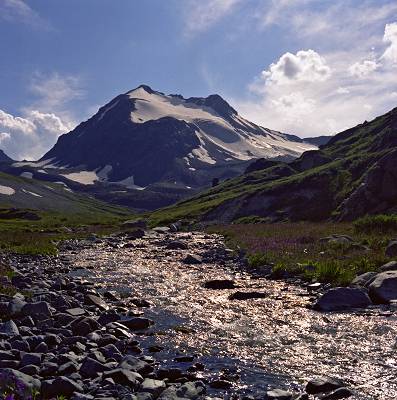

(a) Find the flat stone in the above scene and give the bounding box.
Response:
[66,307,86,316]
[229,291,267,300]
[85,294,109,311]
[183,255,203,265]
[120,317,154,331]
[203,279,237,289]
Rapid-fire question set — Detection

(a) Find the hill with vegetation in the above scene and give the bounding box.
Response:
[149,106,397,226]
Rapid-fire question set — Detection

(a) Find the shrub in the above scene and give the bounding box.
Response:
[354,214,397,235]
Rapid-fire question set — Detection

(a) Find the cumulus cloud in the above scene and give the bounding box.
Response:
[182,0,241,37]
[0,109,71,160]
[235,19,397,138]
[262,49,331,84]
[349,60,379,78]
[0,72,83,160]
[382,22,397,63]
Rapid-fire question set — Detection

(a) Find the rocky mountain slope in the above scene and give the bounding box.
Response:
[150,106,397,225]
[40,85,316,189]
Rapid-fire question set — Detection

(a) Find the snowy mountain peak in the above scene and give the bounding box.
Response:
[42,86,316,188]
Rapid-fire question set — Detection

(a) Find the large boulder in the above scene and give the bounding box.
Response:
[368,271,397,303]
[313,288,372,311]
[0,368,41,397]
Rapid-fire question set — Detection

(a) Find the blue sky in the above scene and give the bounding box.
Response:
[0,0,397,160]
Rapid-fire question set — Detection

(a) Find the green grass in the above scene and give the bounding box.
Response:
[0,209,133,255]
[208,222,392,285]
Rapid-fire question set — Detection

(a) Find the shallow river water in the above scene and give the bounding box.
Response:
[63,232,397,399]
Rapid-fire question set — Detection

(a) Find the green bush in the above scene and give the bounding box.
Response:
[354,214,397,234]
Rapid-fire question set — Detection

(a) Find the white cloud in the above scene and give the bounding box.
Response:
[336,87,350,94]
[382,22,397,63]
[0,0,50,28]
[262,49,331,84]
[349,60,379,78]
[235,20,397,138]
[30,72,84,112]
[182,0,241,36]
[0,109,71,160]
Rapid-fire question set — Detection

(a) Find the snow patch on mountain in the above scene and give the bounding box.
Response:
[61,170,98,185]
[0,185,15,195]
[21,189,42,197]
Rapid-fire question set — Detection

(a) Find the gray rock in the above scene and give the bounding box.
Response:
[103,368,143,388]
[386,241,397,257]
[0,320,19,336]
[20,364,40,376]
[313,287,372,311]
[129,394,153,400]
[22,301,52,317]
[7,297,27,317]
[305,377,344,394]
[120,317,154,331]
[80,357,109,378]
[0,351,15,361]
[266,389,293,400]
[350,272,377,288]
[140,378,167,396]
[122,219,147,229]
[20,352,42,367]
[379,261,397,272]
[42,376,84,397]
[166,241,188,250]
[118,355,154,375]
[320,235,354,245]
[229,291,267,300]
[85,294,109,311]
[368,271,397,303]
[158,381,206,400]
[183,255,203,265]
[0,368,41,397]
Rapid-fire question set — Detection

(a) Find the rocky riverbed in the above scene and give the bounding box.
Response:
[0,229,396,399]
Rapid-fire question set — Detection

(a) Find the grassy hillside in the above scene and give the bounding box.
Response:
[149,107,397,226]
[0,171,133,254]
